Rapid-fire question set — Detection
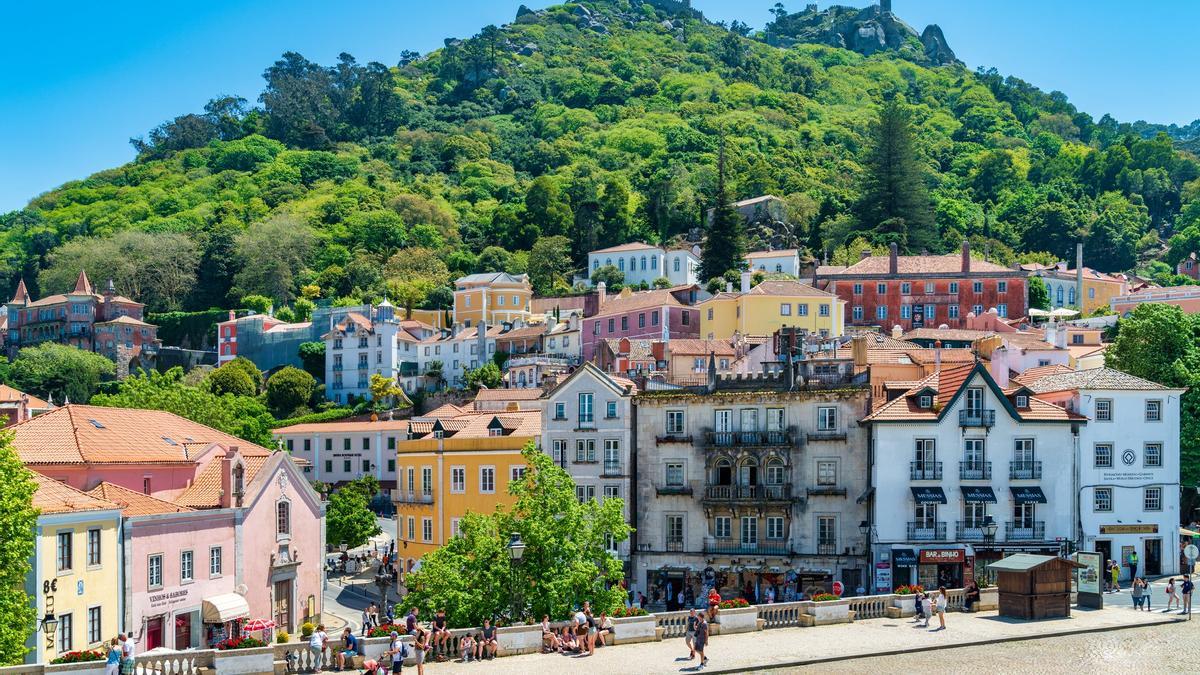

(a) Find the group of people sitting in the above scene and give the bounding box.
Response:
[540,602,614,656]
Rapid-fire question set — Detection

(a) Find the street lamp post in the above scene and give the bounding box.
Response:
[982,515,998,585]
[507,532,525,623]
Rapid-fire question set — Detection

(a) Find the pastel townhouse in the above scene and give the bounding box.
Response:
[273,417,411,496]
[586,242,700,288]
[24,473,122,665]
[580,285,700,363]
[699,275,844,342]
[452,272,532,328]
[744,249,801,277]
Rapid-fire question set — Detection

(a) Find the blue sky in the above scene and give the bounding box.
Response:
[1,0,1197,212]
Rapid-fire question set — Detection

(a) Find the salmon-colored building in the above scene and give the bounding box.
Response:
[1110,285,1200,316]
[818,242,1027,330]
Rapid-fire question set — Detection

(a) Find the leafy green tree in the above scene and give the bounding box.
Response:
[233,215,313,305]
[241,295,274,314]
[387,279,434,320]
[294,297,316,322]
[91,368,275,446]
[368,374,410,410]
[0,439,37,666]
[652,277,672,289]
[699,140,747,281]
[207,363,258,398]
[590,265,624,288]
[10,344,115,404]
[298,342,326,379]
[527,236,574,295]
[405,443,629,627]
[39,231,200,312]
[1027,275,1051,311]
[854,99,937,252]
[464,362,503,390]
[524,176,574,239]
[266,367,316,418]
[326,482,382,550]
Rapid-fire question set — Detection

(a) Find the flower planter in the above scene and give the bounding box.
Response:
[213,645,276,674]
[890,594,917,618]
[978,587,999,611]
[44,662,107,674]
[611,614,657,645]
[803,599,851,626]
[713,606,759,634]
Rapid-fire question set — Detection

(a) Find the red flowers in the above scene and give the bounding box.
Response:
[893,584,925,595]
[812,593,839,602]
[216,635,267,650]
[50,650,105,664]
[368,623,408,638]
[717,598,749,609]
[612,606,648,617]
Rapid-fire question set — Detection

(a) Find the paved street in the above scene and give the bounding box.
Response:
[321,514,399,633]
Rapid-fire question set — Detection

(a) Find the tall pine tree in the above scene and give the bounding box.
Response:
[699,139,747,283]
[854,99,937,253]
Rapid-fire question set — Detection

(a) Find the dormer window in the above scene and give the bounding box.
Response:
[918,395,932,409]
[489,428,503,437]
[1015,395,1028,408]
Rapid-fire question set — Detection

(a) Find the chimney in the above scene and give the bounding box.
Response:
[851,334,868,368]
[219,446,239,509]
[961,240,971,273]
[1055,323,1067,349]
[228,309,236,321]
[740,271,751,293]
[990,346,1010,387]
[859,249,871,261]
[1075,242,1084,311]
[1043,319,1055,345]
[726,282,733,293]
[889,242,898,275]
[891,324,903,340]
[934,340,942,371]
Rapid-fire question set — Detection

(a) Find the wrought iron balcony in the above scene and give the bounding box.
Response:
[910,461,943,480]
[958,409,996,427]
[816,540,838,555]
[602,461,623,477]
[1009,460,1042,480]
[807,428,848,442]
[959,461,992,480]
[906,522,947,541]
[956,521,989,541]
[394,490,435,505]
[1006,521,1046,541]
[702,483,793,502]
[666,539,685,552]
[702,541,793,556]
[655,483,693,496]
[703,428,797,448]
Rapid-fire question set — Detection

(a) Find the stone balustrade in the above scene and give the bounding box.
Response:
[3,589,995,674]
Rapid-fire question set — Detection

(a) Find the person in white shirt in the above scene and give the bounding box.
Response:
[308,623,328,670]
[119,633,136,674]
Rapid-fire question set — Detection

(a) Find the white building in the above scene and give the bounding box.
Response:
[324,301,406,404]
[1022,368,1183,580]
[587,243,700,288]
[273,417,409,496]
[745,249,801,277]
[540,363,637,562]
[863,362,1083,592]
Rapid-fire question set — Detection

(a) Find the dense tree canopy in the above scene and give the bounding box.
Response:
[9,343,115,404]
[0,440,37,666]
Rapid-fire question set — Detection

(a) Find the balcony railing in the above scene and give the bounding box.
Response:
[394,490,435,505]
[655,484,693,496]
[959,409,996,427]
[703,428,796,448]
[702,484,793,502]
[959,461,992,480]
[656,433,692,445]
[666,539,685,552]
[807,428,848,442]
[703,541,792,556]
[956,521,989,541]
[907,522,947,541]
[1006,521,1046,541]
[816,540,837,555]
[1009,460,1042,480]
[602,462,623,477]
[910,461,943,480]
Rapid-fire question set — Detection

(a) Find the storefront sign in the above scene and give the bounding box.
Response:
[1076,551,1102,595]
[919,549,964,564]
[149,589,190,609]
[1009,486,1047,504]
[874,562,891,592]
[1101,470,1155,482]
[910,486,947,504]
[1099,524,1158,534]
[892,549,918,566]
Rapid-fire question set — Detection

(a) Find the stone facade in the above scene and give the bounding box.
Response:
[632,375,871,605]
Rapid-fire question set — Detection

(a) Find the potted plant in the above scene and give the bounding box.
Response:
[610,605,656,645]
[804,592,851,625]
[713,597,758,634]
[890,584,922,616]
[50,650,106,664]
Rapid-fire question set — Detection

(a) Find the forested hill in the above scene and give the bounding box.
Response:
[4,0,1200,316]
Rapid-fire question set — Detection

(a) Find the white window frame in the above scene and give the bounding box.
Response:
[666,410,685,434]
[1145,400,1162,422]
[714,516,731,539]
[479,466,496,494]
[665,462,685,487]
[1144,487,1162,511]
[180,550,194,584]
[1144,443,1162,468]
[1094,443,1113,468]
[1093,487,1113,512]
[148,553,163,589]
[451,466,465,493]
[209,546,223,577]
[817,406,837,431]
[422,517,433,542]
[1095,399,1112,422]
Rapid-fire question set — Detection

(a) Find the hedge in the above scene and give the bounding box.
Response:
[147,308,240,349]
[271,408,356,429]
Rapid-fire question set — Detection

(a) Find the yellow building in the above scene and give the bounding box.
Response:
[393,407,541,565]
[699,279,845,341]
[452,272,533,328]
[26,472,122,665]
[1036,265,1129,315]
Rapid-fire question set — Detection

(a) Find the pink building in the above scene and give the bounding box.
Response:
[14,405,326,640]
[1110,285,1200,316]
[580,285,700,362]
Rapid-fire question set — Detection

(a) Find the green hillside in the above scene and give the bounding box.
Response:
[4,0,1200,315]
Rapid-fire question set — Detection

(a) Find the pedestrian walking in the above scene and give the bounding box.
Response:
[684,608,698,660]
[361,607,372,637]
[1131,578,1144,609]
[104,637,120,675]
[920,591,933,627]
[1144,578,1152,611]
[308,624,328,673]
[387,630,409,673]
[1181,575,1194,616]
[119,633,136,675]
[693,614,709,668]
[933,587,948,631]
[1109,561,1121,593]
[1166,577,1180,611]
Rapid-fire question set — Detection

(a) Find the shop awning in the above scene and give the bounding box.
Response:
[1010,486,1047,504]
[961,486,997,503]
[202,593,250,624]
[910,486,947,504]
[892,548,918,566]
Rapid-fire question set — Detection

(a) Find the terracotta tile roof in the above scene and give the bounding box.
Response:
[87,481,195,516]
[497,324,545,341]
[96,315,154,327]
[592,289,688,319]
[1012,364,1074,387]
[748,279,835,298]
[1040,266,1127,284]
[590,242,659,254]
[10,405,270,465]
[746,249,798,259]
[1023,367,1173,394]
[408,420,434,434]
[31,472,120,515]
[832,254,1017,276]
[455,325,507,340]
[424,403,472,418]
[176,454,270,509]
[474,387,545,401]
[610,376,638,394]
[0,384,51,409]
[1067,344,1108,360]
[274,419,412,435]
[1002,332,1059,351]
[455,410,540,438]
[666,339,737,356]
[603,338,655,361]
[864,364,1082,423]
[815,265,847,276]
[902,328,993,343]
[906,348,978,365]
[531,296,586,314]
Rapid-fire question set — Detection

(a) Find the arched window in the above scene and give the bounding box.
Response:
[765,459,786,485]
[713,458,733,486]
[641,256,647,270]
[592,259,599,270]
[606,258,612,267]
[651,257,658,270]
[673,258,681,273]
[276,500,291,536]
[618,259,625,271]
[775,264,782,273]
[1068,287,1076,305]
[738,457,759,486]
[630,257,636,271]
[1055,287,1063,305]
